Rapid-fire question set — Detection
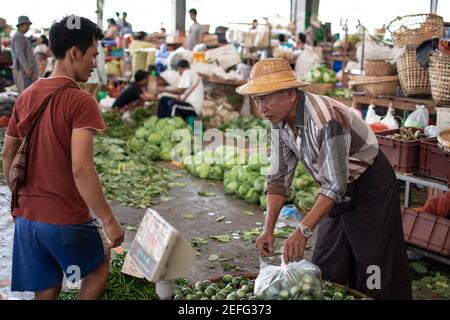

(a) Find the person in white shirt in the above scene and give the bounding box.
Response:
[156,59,204,120]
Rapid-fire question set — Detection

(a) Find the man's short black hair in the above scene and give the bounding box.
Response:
[177,59,190,69]
[278,34,286,42]
[189,8,197,15]
[134,31,147,41]
[253,19,258,23]
[134,70,149,83]
[49,16,103,59]
[107,18,116,25]
[40,35,49,46]
[298,33,306,44]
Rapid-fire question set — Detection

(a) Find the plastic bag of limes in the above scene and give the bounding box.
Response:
[254,259,323,300]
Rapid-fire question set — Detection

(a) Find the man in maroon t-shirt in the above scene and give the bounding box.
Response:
[2,16,124,300]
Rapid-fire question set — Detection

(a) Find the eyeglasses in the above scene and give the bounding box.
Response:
[252,95,273,105]
[252,90,291,105]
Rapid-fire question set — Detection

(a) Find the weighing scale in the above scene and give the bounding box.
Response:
[122,208,197,299]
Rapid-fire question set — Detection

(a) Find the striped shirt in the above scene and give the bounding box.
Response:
[267,90,379,203]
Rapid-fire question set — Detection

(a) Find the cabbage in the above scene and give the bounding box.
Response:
[260,194,267,209]
[237,183,251,198]
[298,193,317,211]
[253,177,266,193]
[127,137,145,153]
[224,181,238,195]
[245,172,261,185]
[143,116,158,129]
[313,69,322,80]
[223,170,231,182]
[208,166,223,181]
[148,133,162,145]
[229,166,240,180]
[245,188,260,204]
[292,178,303,190]
[260,166,270,176]
[300,174,315,186]
[196,163,210,179]
[238,166,248,181]
[161,148,172,161]
[142,145,160,160]
[160,140,173,149]
[135,128,149,139]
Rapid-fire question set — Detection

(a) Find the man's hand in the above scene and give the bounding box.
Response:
[283,229,308,264]
[255,231,275,257]
[103,218,124,249]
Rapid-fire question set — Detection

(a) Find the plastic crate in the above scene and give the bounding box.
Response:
[375,129,429,173]
[402,208,450,257]
[418,138,450,187]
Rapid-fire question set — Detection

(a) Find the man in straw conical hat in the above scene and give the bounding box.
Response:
[236,58,412,300]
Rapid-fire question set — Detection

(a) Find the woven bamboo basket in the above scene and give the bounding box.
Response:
[437,128,450,153]
[396,48,431,97]
[364,60,397,77]
[348,75,399,96]
[429,54,450,105]
[387,13,444,47]
[303,83,336,95]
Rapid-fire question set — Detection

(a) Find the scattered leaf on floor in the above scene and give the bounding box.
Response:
[168,182,188,188]
[198,191,216,197]
[208,254,220,262]
[210,235,231,243]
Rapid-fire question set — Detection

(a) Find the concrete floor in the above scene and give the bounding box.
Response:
[112,163,316,283]
[0,163,447,300]
[0,164,314,299]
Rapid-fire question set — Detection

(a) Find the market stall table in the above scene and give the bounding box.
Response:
[397,172,450,266]
[352,93,447,115]
[397,172,450,208]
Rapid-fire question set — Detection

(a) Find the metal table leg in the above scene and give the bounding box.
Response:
[404,181,411,208]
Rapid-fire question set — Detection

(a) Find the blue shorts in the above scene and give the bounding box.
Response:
[12,217,107,292]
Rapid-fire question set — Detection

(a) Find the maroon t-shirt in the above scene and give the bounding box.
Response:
[6,77,106,225]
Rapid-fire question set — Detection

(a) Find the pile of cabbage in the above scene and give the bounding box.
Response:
[182,146,247,181]
[303,64,337,84]
[288,163,319,213]
[127,116,191,161]
[223,151,270,207]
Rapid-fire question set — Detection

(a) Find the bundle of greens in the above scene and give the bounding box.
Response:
[94,136,173,208]
[60,252,189,300]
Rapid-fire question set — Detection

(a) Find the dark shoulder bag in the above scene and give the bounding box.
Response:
[9,82,78,210]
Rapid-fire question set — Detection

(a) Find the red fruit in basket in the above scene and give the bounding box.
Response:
[419,193,450,218]
[369,122,389,133]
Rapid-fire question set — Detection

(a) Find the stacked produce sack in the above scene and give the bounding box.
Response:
[201,98,240,129]
[127,116,191,161]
